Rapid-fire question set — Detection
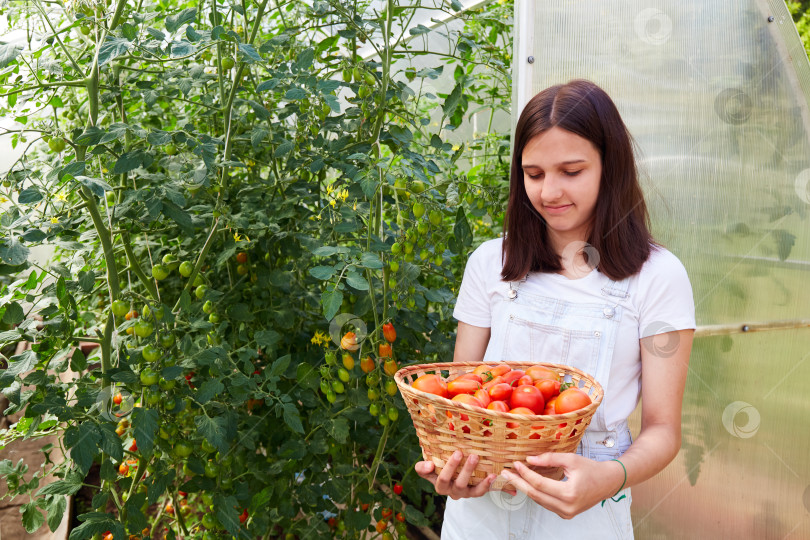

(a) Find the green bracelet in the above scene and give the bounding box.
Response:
[601,458,627,507]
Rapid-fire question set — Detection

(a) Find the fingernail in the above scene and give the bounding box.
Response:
[453,450,462,460]
[470,454,478,464]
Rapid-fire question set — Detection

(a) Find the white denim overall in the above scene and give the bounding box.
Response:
[442,272,635,540]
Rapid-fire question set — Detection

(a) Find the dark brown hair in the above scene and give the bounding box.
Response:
[501,79,655,282]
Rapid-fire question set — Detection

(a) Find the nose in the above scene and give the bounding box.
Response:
[539,173,564,204]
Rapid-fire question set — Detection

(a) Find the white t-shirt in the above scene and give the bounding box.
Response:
[452,237,696,430]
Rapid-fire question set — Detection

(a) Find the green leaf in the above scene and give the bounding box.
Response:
[162,200,193,233]
[17,187,43,204]
[255,330,281,349]
[78,270,95,292]
[359,252,383,269]
[60,161,86,180]
[326,417,349,443]
[344,508,371,531]
[284,88,307,100]
[46,495,67,532]
[65,422,99,474]
[70,348,87,372]
[196,379,224,404]
[98,38,131,66]
[282,402,304,434]
[226,303,254,321]
[171,40,195,57]
[76,176,113,198]
[123,493,149,532]
[321,289,343,320]
[113,151,143,174]
[213,494,241,537]
[21,228,46,242]
[346,273,368,291]
[453,207,472,248]
[409,24,431,35]
[269,354,290,377]
[309,265,335,280]
[0,43,22,68]
[166,7,197,33]
[0,349,37,385]
[238,43,262,63]
[195,415,227,450]
[443,82,463,117]
[21,502,45,533]
[97,423,123,462]
[132,407,159,455]
[2,302,24,325]
[404,504,430,527]
[36,479,82,497]
[0,237,29,265]
[295,362,319,391]
[274,140,293,158]
[295,48,314,70]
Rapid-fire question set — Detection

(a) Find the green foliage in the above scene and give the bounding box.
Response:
[0,0,512,537]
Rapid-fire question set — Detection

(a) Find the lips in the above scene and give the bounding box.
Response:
[544,204,572,214]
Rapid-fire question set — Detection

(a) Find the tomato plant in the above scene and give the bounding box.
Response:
[0,0,513,537]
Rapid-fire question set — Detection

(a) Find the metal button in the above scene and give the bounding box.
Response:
[602,437,615,448]
[507,289,517,299]
[593,331,601,337]
[603,307,614,318]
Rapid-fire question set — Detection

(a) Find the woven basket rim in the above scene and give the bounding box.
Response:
[395,361,603,420]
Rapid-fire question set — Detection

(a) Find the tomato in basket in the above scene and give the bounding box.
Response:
[555,388,592,414]
[447,378,482,397]
[534,379,561,402]
[412,374,448,398]
[525,365,561,382]
[510,384,545,414]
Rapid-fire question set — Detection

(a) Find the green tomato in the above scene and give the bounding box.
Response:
[419,249,430,261]
[389,261,399,273]
[342,68,353,83]
[165,144,177,156]
[379,414,389,426]
[388,278,397,290]
[201,492,214,506]
[331,380,345,394]
[201,439,216,454]
[390,242,401,255]
[195,285,208,299]
[140,367,159,386]
[106,191,116,205]
[193,274,205,287]
[134,321,154,338]
[220,476,233,489]
[202,512,217,529]
[152,264,169,280]
[434,255,443,266]
[159,378,176,391]
[145,390,160,407]
[221,57,235,70]
[369,403,380,416]
[429,209,443,226]
[325,351,337,365]
[417,221,429,235]
[326,389,336,403]
[178,261,193,277]
[202,300,214,314]
[358,85,371,99]
[159,332,176,348]
[352,67,363,82]
[367,387,379,401]
[142,344,161,362]
[320,379,330,394]
[80,25,91,35]
[338,368,350,383]
[411,180,427,193]
[412,202,425,218]
[403,242,414,254]
[387,406,399,421]
[204,461,219,478]
[385,379,397,396]
[209,313,220,324]
[111,300,128,318]
[48,138,66,152]
[366,372,380,386]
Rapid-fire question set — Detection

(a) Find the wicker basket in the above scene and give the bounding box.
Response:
[395,361,603,490]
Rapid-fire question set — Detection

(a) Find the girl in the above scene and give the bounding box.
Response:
[415,79,696,539]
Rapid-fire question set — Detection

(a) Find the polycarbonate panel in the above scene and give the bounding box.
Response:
[515,1,810,538]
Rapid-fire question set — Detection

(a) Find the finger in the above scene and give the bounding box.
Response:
[468,474,497,497]
[503,461,562,499]
[499,467,562,511]
[434,450,463,493]
[527,452,576,470]
[453,453,479,489]
[414,460,435,475]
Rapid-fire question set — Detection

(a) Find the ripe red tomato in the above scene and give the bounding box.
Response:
[474,388,491,408]
[360,356,376,373]
[393,483,403,495]
[501,370,526,386]
[526,365,561,382]
[451,393,483,409]
[534,379,561,402]
[473,364,494,377]
[543,396,558,415]
[488,382,513,402]
[490,364,511,377]
[516,375,533,387]
[482,375,504,390]
[456,373,483,384]
[236,252,248,264]
[555,388,592,414]
[447,378,481,397]
[239,508,249,523]
[395,511,405,522]
[382,322,396,343]
[376,520,388,533]
[510,385,545,414]
[113,393,123,405]
[378,343,393,358]
[341,331,359,351]
[412,374,448,398]
[506,407,537,428]
[129,440,138,452]
[381,507,393,519]
[486,400,509,412]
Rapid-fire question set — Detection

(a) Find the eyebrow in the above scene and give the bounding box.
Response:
[522,159,587,168]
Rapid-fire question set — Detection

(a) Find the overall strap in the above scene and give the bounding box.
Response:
[600,274,631,299]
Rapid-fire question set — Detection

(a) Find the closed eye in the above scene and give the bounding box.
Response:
[564,170,582,177]
[526,171,582,179]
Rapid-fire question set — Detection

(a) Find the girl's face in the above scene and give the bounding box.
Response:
[521,127,602,247]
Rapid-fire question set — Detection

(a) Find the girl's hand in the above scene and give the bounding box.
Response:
[498,452,625,519]
[415,450,497,500]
